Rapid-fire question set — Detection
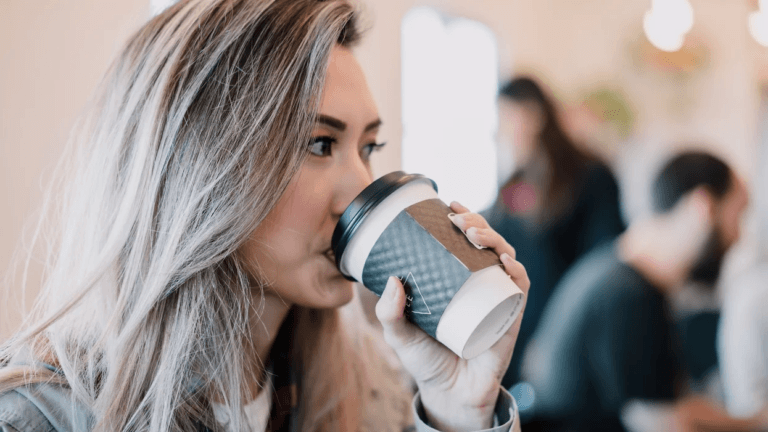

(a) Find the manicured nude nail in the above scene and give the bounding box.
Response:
[500,253,512,263]
[388,276,398,299]
[452,214,465,227]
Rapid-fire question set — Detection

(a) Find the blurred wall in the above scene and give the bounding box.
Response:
[359,0,768,199]
[0,0,148,339]
[356,0,768,291]
[2,0,767,338]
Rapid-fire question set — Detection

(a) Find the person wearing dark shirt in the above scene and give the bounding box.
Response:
[483,76,626,388]
[524,242,679,432]
[523,151,765,432]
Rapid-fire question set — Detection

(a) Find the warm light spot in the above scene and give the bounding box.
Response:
[150,0,176,16]
[749,1,768,47]
[642,0,694,52]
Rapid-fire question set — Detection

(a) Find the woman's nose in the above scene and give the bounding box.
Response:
[332,159,372,217]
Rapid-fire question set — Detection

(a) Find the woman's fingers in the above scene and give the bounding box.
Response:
[500,253,530,294]
[465,227,516,261]
[447,203,529,294]
[481,308,524,379]
[447,202,528,291]
[449,202,490,232]
[375,276,426,350]
[449,201,470,214]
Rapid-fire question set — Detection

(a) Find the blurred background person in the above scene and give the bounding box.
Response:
[717,111,768,426]
[522,150,763,432]
[718,264,768,423]
[483,76,626,389]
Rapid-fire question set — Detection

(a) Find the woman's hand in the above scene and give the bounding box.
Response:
[375,201,530,432]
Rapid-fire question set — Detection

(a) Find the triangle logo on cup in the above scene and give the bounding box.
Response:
[402,272,431,315]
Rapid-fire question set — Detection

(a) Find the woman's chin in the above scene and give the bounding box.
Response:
[321,279,355,309]
[296,277,355,310]
[326,279,355,308]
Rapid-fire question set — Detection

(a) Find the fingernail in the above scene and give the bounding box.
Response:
[452,214,465,227]
[500,253,512,263]
[387,276,398,299]
[467,227,478,237]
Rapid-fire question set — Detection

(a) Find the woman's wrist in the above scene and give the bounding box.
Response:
[419,387,497,432]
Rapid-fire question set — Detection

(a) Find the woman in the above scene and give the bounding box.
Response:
[484,76,624,388]
[0,1,529,431]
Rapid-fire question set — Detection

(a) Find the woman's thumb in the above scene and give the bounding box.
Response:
[375,276,419,349]
[376,276,405,323]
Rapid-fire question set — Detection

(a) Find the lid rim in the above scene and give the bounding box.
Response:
[331,171,437,279]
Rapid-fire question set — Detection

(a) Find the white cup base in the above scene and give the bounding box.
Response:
[435,265,525,359]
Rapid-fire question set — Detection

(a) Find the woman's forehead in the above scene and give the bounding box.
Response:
[318,46,379,129]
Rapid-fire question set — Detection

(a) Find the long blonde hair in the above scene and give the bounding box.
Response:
[0,1,388,430]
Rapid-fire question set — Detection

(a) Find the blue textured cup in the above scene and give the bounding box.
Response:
[332,171,524,359]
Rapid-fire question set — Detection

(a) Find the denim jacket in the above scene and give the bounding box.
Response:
[0,380,518,432]
[1,309,518,431]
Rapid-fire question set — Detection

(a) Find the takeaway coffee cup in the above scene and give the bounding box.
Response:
[331,171,525,359]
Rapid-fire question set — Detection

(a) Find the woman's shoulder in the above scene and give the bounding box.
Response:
[0,387,54,432]
[0,382,91,432]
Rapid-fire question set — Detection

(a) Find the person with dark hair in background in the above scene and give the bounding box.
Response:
[522,150,765,432]
[483,76,626,390]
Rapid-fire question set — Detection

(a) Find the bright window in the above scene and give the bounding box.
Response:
[401,7,499,212]
[150,0,176,16]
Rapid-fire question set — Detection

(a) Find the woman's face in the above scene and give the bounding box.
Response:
[245,46,381,309]
[496,99,542,168]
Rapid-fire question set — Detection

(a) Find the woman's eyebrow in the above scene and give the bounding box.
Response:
[364,119,382,133]
[316,115,382,133]
[317,115,346,131]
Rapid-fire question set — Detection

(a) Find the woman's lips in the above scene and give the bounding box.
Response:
[323,248,344,277]
[323,248,336,264]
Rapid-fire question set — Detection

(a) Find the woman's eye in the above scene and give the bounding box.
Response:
[309,136,335,157]
[362,142,387,160]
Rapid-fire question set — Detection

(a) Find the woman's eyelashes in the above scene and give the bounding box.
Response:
[361,142,386,160]
[309,136,335,157]
[308,136,386,160]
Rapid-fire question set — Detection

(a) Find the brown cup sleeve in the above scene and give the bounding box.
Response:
[405,199,502,271]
